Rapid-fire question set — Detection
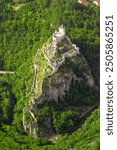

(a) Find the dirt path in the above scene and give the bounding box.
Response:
[0,71,14,74]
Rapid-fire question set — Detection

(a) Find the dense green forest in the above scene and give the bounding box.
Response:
[0,108,99,150]
[0,0,100,149]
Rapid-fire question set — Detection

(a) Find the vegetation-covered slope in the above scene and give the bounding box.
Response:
[45,108,100,150]
[0,108,99,150]
[0,0,100,149]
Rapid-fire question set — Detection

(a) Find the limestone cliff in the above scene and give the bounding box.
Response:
[23,25,98,137]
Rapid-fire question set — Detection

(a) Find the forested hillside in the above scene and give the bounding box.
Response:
[0,108,99,150]
[0,0,100,149]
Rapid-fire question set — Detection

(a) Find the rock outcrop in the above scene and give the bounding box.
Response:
[23,25,96,136]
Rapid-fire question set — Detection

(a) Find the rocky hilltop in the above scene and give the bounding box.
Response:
[23,25,98,137]
[0,0,100,148]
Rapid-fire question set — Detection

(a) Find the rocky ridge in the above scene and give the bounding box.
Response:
[23,25,96,137]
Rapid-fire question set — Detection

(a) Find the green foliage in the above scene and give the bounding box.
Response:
[53,110,79,134]
[0,108,99,150]
[50,108,100,150]
[0,127,52,150]
[36,105,51,133]
[0,0,99,149]
[65,80,99,106]
[0,81,15,124]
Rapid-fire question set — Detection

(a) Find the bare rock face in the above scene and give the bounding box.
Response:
[36,71,78,104]
[27,52,96,137]
[35,55,95,106]
[83,72,95,87]
[24,26,97,137]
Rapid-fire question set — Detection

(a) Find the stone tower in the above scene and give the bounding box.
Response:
[59,24,65,35]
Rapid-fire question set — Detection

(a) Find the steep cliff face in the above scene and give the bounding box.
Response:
[23,26,98,136]
[36,55,95,106]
